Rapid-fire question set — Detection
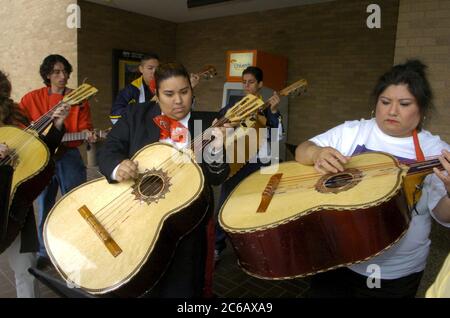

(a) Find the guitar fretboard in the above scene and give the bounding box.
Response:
[407,158,442,175]
[62,132,87,142]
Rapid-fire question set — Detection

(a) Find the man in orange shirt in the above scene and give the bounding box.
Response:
[20,54,95,267]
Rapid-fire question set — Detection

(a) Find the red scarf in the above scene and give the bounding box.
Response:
[149,79,156,95]
[412,129,425,161]
[153,115,188,143]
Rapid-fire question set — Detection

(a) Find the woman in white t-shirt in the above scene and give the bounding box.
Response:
[296,60,450,298]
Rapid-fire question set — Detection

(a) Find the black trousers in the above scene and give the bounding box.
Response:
[143,189,213,298]
[306,267,423,298]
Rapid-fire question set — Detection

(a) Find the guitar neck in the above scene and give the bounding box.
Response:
[260,86,298,112]
[27,84,97,135]
[404,158,443,209]
[62,131,87,143]
[196,70,207,77]
[196,66,216,79]
[407,158,442,176]
[29,101,64,134]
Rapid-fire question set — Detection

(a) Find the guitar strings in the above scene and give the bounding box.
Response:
[260,158,443,195]
[277,161,398,183]
[275,168,402,194]
[276,158,443,185]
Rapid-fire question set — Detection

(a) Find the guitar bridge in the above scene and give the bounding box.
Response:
[78,205,122,257]
[256,173,283,213]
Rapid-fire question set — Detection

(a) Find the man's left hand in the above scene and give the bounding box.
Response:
[268,92,281,113]
[190,73,200,88]
[84,130,98,143]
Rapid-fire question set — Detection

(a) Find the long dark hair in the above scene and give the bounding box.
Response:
[371,59,433,129]
[154,63,192,96]
[0,71,29,126]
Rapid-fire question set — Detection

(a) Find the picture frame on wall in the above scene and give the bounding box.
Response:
[112,49,147,100]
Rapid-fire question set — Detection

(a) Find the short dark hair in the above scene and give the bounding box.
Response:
[141,53,160,65]
[242,66,263,82]
[154,62,192,95]
[39,55,72,86]
[371,59,433,122]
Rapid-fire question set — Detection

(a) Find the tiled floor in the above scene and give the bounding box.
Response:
[0,253,58,298]
[213,246,310,298]
[1,167,448,298]
[0,240,310,298]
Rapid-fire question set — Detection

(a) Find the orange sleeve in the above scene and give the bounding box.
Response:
[18,94,33,121]
[77,100,93,131]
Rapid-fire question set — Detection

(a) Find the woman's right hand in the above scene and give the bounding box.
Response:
[0,143,10,159]
[312,146,349,174]
[115,159,139,182]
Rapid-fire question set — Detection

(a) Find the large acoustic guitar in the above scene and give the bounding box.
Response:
[44,143,209,296]
[224,79,307,178]
[0,84,98,251]
[219,151,444,280]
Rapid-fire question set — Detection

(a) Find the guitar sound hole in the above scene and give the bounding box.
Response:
[139,175,164,197]
[132,168,171,205]
[315,168,363,194]
[324,174,353,188]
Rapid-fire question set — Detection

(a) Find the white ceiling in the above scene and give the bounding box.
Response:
[85,0,334,23]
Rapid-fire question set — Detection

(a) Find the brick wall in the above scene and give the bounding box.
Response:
[0,0,78,101]
[77,1,177,129]
[0,0,403,146]
[395,0,450,142]
[176,0,399,147]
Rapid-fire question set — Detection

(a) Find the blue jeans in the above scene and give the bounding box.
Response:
[215,160,268,252]
[36,148,86,258]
